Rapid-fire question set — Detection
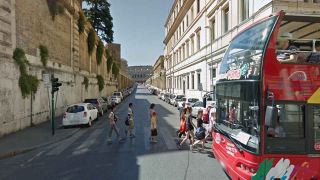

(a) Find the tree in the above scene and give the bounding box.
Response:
[83,0,114,43]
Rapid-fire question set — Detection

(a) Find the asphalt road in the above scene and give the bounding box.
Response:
[0,86,228,180]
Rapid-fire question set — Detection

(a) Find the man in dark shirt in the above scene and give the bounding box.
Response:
[277,33,299,62]
[307,41,320,64]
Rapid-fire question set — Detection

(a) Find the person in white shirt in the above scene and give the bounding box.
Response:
[205,106,216,140]
[127,103,135,138]
[108,106,123,143]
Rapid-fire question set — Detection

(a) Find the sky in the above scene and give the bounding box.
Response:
[108,0,173,66]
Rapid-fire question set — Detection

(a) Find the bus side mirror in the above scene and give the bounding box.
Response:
[265,106,277,128]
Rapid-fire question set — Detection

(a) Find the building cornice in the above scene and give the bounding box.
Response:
[164,0,179,26]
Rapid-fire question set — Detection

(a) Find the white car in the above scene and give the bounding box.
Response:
[171,95,185,107]
[113,92,123,100]
[191,101,204,117]
[63,103,98,127]
[177,97,200,109]
[158,92,164,99]
[111,95,121,104]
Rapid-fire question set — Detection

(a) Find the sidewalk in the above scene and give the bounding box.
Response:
[0,117,80,160]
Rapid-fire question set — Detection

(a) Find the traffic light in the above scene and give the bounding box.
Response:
[51,75,62,94]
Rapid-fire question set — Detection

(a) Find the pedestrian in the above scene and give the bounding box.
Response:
[191,109,206,152]
[178,107,195,150]
[177,108,187,138]
[149,104,157,142]
[108,105,123,143]
[127,103,135,138]
[205,109,216,140]
[150,111,158,143]
[179,102,185,120]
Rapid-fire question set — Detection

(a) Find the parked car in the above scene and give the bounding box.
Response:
[177,97,200,109]
[83,98,108,116]
[62,103,98,127]
[168,94,176,105]
[164,93,171,103]
[102,96,114,109]
[191,101,204,117]
[111,95,121,104]
[159,92,164,99]
[113,92,123,100]
[171,95,185,107]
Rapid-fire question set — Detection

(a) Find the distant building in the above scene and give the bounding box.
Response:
[128,66,153,83]
[147,56,166,90]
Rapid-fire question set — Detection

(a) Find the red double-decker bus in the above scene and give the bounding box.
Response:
[212,11,320,180]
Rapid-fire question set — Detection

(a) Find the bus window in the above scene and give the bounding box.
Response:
[276,16,320,64]
[267,104,304,138]
[313,106,320,152]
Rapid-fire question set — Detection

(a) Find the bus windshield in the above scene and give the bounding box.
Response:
[216,81,260,154]
[219,16,277,80]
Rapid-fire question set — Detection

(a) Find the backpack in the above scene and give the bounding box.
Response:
[195,127,205,140]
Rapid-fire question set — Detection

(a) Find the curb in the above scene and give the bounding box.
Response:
[0,128,80,160]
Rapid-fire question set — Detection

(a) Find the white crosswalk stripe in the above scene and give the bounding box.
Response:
[46,130,87,156]
[72,129,104,155]
[159,128,177,150]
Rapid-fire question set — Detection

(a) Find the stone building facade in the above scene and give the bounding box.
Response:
[0,0,132,136]
[164,0,320,99]
[128,66,153,83]
[147,56,166,90]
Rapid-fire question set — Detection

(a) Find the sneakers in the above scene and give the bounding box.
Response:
[118,138,125,142]
[129,134,135,138]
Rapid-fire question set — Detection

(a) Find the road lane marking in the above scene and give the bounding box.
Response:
[159,128,177,150]
[144,127,150,151]
[46,129,87,156]
[72,129,103,155]
[20,150,45,167]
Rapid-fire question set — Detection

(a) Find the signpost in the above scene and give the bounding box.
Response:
[50,74,62,135]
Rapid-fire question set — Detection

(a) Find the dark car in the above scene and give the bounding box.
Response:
[83,97,108,116]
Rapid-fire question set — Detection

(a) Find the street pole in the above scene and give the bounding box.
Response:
[51,89,55,136]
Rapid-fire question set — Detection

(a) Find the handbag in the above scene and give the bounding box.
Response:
[125,117,130,126]
[151,128,158,136]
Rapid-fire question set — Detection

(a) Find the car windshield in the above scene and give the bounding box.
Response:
[216,81,260,154]
[114,92,121,96]
[219,16,277,80]
[67,105,85,113]
[182,98,187,101]
[84,99,97,104]
[176,95,184,99]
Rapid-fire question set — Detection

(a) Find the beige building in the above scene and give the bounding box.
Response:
[163,0,320,99]
[148,56,166,90]
[129,66,153,83]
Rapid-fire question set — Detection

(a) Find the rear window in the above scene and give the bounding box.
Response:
[113,92,121,96]
[84,99,98,104]
[182,98,187,101]
[177,95,184,99]
[67,105,85,113]
[188,98,199,103]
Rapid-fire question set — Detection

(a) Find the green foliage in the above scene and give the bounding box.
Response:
[96,75,104,91]
[46,0,64,20]
[78,12,85,34]
[83,76,89,91]
[96,40,104,65]
[13,48,40,99]
[106,50,113,73]
[39,45,49,67]
[87,28,96,55]
[83,0,114,43]
[112,64,119,78]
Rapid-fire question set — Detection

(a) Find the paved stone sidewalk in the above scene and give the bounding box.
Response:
[0,117,80,160]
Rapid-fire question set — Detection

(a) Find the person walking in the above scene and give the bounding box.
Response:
[108,106,123,143]
[149,104,157,142]
[177,108,187,138]
[191,110,206,152]
[127,103,135,138]
[177,107,195,150]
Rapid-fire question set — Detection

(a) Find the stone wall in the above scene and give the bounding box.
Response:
[0,0,119,137]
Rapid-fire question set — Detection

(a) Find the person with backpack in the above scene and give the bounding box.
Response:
[177,107,195,150]
[127,103,135,138]
[191,109,206,152]
[108,105,124,143]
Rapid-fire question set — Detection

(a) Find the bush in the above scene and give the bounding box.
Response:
[96,75,104,91]
[83,76,89,91]
[106,49,113,72]
[96,40,104,65]
[39,45,49,67]
[112,64,119,78]
[87,28,96,55]
[78,12,85,34]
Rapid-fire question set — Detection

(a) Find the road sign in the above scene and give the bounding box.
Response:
[43,73,51,88]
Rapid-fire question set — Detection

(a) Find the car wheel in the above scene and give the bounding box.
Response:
[87,118,92,127]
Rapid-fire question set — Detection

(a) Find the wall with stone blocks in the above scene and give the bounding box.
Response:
[0,0,118,137]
